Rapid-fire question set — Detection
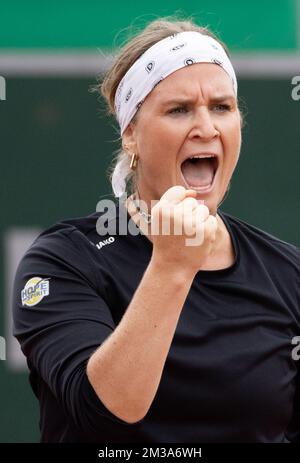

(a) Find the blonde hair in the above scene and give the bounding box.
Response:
[92,15,242,198]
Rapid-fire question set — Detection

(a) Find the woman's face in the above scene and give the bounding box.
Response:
[123,62,242,215]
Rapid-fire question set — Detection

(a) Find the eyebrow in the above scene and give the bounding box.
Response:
[161,95,236,106]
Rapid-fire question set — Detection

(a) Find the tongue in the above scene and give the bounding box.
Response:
[181,158,214,188]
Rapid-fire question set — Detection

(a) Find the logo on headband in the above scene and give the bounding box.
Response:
[184,58,195,66]
[145,61,155,73]
[152,77,164,90]
[116,80,124,103]
[170,43,186,51]
[125,87,133,103]
[211,58,223,66]
[136,99,144,111]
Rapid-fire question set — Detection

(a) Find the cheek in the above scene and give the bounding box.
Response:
[137,120,183,158]
[222,120,241,155]
[219,126,241,180]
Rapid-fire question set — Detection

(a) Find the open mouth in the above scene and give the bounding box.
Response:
[180,154,219,193]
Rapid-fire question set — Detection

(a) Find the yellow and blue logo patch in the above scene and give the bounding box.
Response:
[21,277,50,307]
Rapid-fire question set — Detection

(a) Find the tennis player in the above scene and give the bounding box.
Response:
[13,17,300,443]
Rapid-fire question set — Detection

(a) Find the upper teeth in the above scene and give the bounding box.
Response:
[190,154,215,159]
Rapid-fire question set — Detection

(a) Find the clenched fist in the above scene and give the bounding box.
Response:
[150,186,218,274]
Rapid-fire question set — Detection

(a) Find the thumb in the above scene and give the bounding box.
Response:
[160,185,198,205]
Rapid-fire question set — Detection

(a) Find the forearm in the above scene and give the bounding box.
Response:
[87,256,195,424]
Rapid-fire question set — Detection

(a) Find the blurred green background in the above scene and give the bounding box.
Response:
[0,0,299,442]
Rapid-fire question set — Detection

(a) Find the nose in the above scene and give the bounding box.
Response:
[189,107,219,140]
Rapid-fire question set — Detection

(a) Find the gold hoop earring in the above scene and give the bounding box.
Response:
[130,153,138,170]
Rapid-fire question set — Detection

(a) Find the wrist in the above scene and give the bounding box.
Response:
[149,252,196,284]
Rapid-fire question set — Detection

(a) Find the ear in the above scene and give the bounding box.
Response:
[122,122,138,154]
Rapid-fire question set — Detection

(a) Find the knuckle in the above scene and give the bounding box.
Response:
[182,197,198,209]
[204,216,215,231]
[197,205,210,221]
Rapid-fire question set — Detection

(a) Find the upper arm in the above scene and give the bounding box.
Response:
[12,231,144,438]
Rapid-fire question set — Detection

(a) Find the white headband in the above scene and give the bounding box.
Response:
[114,30,237,136]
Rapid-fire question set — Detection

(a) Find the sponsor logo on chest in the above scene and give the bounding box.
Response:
[95,236,115,250]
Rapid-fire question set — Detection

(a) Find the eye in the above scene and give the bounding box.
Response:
[168,106,188,114]
[212,104,231,112]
